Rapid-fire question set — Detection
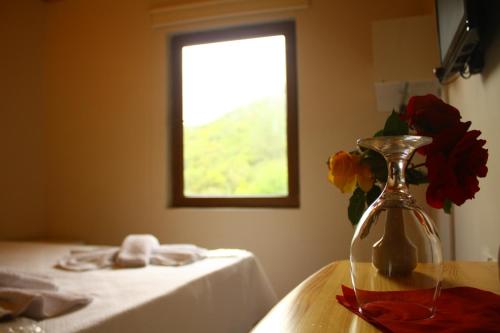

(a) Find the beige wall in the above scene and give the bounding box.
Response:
[0,0,46,240]
[40,0,432,296]
[446,12,500,262]
[372,15,439,82]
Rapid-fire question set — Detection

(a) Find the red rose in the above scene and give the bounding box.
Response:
[404,95,462,136]
[426,130,488,208]
[421,121,470,156]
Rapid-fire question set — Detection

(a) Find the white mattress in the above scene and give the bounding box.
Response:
[0,241,277,333]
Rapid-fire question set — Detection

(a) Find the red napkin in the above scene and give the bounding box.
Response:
[337,285,500,333]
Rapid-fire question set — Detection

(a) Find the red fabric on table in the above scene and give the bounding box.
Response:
[337,285,500,333]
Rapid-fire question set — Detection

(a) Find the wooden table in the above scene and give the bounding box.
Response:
[252,261,500,333]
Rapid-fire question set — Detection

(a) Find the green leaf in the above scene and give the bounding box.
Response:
[406,168,428,185]
[443,199,452,214]
[363,150,387,183]
[348,187,366,226]
[366,185,382,206]
[383,111,409,136]
[373,129,384,137]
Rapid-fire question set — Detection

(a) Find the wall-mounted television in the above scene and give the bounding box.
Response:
[434,0,483,83]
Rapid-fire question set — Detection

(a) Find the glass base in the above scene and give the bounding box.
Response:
[360,301,435,321]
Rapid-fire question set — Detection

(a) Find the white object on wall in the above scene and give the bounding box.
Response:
[374,80,441,112]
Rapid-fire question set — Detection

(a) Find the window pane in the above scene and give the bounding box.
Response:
[182,35,288,197]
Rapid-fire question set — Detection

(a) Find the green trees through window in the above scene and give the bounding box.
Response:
[184,96,288,196]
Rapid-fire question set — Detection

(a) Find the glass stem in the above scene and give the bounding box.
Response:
[372,154,418,276]
[385,155,409,194]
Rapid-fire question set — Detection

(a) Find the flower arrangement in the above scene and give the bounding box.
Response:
[327,94,488,225]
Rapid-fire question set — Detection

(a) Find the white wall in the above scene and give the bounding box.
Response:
[446,8,500,262]
[5,0,434,297]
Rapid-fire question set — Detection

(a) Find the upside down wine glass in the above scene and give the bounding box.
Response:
[350,135,443,320]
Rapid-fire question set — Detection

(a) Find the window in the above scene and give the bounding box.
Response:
[170,21,299,207]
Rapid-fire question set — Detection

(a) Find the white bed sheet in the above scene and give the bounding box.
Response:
[0,241,277,333]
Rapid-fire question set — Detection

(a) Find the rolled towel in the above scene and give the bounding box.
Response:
[115,234,160,268]
[56,247,118,272]
[150,244,207,266]
[56,236,206,271]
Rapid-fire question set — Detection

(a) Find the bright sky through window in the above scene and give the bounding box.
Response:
[182,35,286,127]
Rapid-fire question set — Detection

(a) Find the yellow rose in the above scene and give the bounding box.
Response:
[327,151,358,193]
[356,161,374,192]
[327,151,374,193]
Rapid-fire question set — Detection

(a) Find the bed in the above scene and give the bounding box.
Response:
[0,241,277,333]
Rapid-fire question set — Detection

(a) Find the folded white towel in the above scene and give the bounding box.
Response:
[56,248,118,272]
[115,234,160,268]
[150,244,207,266]
[0,270,92,320]
[0,269,57,291]
[0,288,92,320]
